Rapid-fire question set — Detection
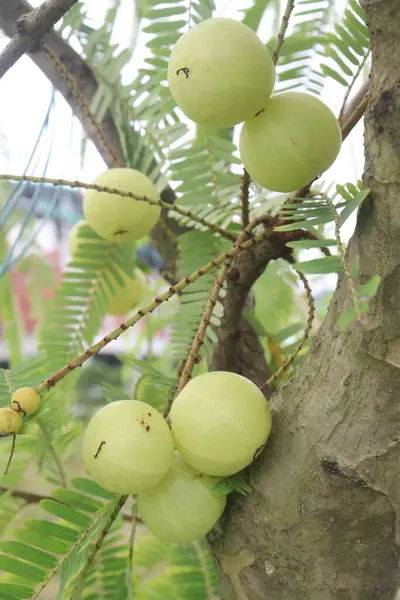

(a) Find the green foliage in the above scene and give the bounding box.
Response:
[213,473,252,497]
[337,274,381,330]
[129,356,176,413]
[133,535,220,599]
[169,132,241,230]
[38,223,136,370]
[170,230,229,364]
[266,0,335,94]
[321,0,369,87]
[0,478,122,599]
[0,354,49,406]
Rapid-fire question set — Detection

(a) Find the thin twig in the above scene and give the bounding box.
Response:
[240,170,250,229]
[0,174,236,242]
[4,435,16,476]
[34,233,266,395]
[0,0,78,80]
[173,265,229,400]
[67,495,128,598]
[260,270,315,390]
[43,45,124,168]
[272,0,296,65]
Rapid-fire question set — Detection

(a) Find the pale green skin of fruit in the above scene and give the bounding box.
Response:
[168,18,275,129]
[83,168,161,243]
[170,371,272,476]
[82,400,174,495]
[108,268,146,316]
[239,91,342,193]
[137,452,226,543]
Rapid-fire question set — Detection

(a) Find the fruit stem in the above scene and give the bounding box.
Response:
[0,174,237,243]
[34,233,267,395]
[272,0,296,65]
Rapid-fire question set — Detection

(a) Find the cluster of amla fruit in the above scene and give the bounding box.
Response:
[82,371,272,544]
[168,17,342,192]
[0,388,40,437]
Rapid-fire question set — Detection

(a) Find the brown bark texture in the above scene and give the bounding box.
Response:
[208,1,400,598]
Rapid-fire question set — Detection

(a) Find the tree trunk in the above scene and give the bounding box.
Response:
[209,1,400,598]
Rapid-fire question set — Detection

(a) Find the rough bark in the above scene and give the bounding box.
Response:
[208,1,400,598]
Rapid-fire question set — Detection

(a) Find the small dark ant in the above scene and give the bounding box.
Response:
[94,440,106,458]
[176,67,190,79]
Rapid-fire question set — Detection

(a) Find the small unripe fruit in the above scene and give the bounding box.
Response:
[108,268,146,316]
[10,387,40,416]
[82,400,174,495]
[168,18,275,129]
[83,169,161,243]
[0,407,23,436]
[239,91,342,192]
[170,371,271,476]
[137,452,226,543]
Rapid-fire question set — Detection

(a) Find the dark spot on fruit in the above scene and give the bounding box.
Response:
[113,229,128,237]
[176,67,190,79]
[145,425,150,432]
[254,108,264,117]
[289,136,298,146]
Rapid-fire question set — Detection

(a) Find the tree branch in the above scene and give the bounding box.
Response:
[0,0,123,167]
[0,0,78,80]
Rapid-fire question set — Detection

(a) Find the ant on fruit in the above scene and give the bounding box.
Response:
[137,413,151,432]
[94,440,106,459]
[176,67,190,79]
[113,229,128,237]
